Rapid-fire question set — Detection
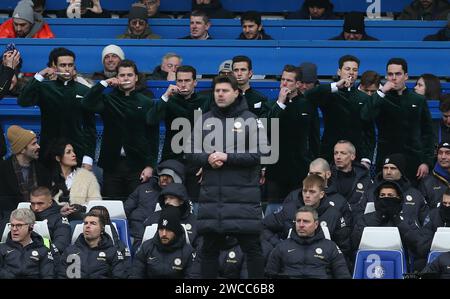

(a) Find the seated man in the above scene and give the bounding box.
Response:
[286,0,337,20]
[117,4,160,39]
[130,205,198,278]
[30,186,71,253]
[237,11,273,40]
[423,12,450,41]
[147,52,182,81]
[58,211,127,278]
[398,0,450,20]
[0,0,54,38]
[265,206,351,279]
[0,208,54,279]
[138,0,171,18]
[358,70,381,96]
[329,12,378,41]
[181,10,212,40]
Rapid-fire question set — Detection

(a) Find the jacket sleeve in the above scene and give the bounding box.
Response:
[124,188,140,217]
[0,66,14,99]
[146,99,167,126]
[309,104,321,158]
[81,108,97,159]
[184,249,201,279]
[330,218,352,258]
[52,218,72,253]
[110,250,128,279]
[185,117,210,167]
[261,211,285,248]
[420,100,436,167]
[40,249,56,279]
[56,251,69,279]
[264,245,282,278]
[81,82,107,113]
[358,93,376,161]
[328,243,352,279]
[351,218,367,251]
[360,92,384,121]
[18,77,42,107]
[146,121,160,169]
[129,246,147,279]
[0,248,15,279]
[303,84,332,106]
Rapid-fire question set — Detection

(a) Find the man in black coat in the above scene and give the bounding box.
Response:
[0,125,51,233]
[265,206,351,279]
[329,12,378,41]
[186,75,268,278]
[29,186,71,253]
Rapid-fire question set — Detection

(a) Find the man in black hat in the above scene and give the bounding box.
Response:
[330,12,378,41]
[419,141,450,209]
[130,205,198,278]
[359,153,429,225]
[117,3,160,39]
[286,0,337,20]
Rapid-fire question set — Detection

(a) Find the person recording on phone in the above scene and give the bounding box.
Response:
[81,59,159,201]
[61,0,111,18]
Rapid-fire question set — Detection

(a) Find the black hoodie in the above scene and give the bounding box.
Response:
[189,0,234,19]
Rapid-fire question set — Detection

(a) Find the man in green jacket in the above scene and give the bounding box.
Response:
[361,57,435,185]
[304,55,375,167]
[18,47,96,167]
[82,59,159,200]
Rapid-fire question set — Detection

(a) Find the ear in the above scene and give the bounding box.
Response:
[205,22,211,30]
[325,171,331,180]
[257,24,262,32]
[28,225,33,232]
[313,220,319,230]
[55,156,61,163]
[319,190,325,199]
[295,81,302,90]
[337,68,341,77]
[404,73,409,81]
[248,69,253,79]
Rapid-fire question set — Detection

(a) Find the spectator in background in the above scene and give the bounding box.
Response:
[414,73,441,100]
[438,94,450,143]
[286,0,337,20]
[0,0,54,38]
[63,0,111,18]
[218,59,233,76]
[147,52,182,81]
[330,12,378,41]
[31,0,51,18]
[138,0,171,18]
[190,0,233,19]
[423,12,450,40]
[181,10,212,40]
[358,70,381,96]
[0,48,22,159]
[398,0,450,20]
[237,11,273,40]
[117,4,161,39]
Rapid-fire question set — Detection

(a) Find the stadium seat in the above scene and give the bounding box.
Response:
[427,227,450,264]
[86,200,127,219]
[364,202,375,214]
[71,223,114,245]
[111,219,132,250]
[1,221,51,243]
[353,227,407,279]
[17,202,31,209]
[287,226,331,240]
[141,224,158,244]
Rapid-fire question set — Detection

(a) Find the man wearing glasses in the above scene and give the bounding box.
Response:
[118,4,160,39]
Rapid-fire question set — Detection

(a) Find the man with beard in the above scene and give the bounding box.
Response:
[82,59,159,200]
[237,11,273,40]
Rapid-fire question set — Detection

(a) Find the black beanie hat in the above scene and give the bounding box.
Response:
[158,205,182,237]
[305,0,331,9]
[344,12,365,34]
[383,153,406,176]
[128,4,148,22]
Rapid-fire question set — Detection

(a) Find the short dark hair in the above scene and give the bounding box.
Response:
[232,55,252,71]
[386,58,408,73]
[240,11,262,26]
[30,186,52,198]
[117,59,138,75]
[360,70,381,87]
[213,75,239,91]
[47,47,75,67]
[190,10,209,24]
[176,65,197,80]
[378,181,400,197]
[419,73,441,100]
[338,55,360,69]
[282,64,301,81]
[84,211,106,230]
[439,94,450,112]
[89,206,112,225]
[296,206,319,221]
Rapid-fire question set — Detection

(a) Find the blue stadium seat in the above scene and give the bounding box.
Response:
[427,227,450,264]
[353,227,407,279]
[111,219,132,250]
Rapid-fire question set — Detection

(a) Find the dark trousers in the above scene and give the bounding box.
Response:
[102,158,141,201]
[201,233,265,279]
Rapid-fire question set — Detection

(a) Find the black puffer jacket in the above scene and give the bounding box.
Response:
[34,201,71,253]
[186,96,266,234]
[58,233,127,279]
[265,227,351,279]
[130,232,198,279]
[421,251,450,278]
[418,164,450,209]
[262,188,352,256]
[0,232,55,279]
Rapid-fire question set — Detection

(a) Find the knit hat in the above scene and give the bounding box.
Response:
[7,125,36,154]
[438,141,450,151]
[218,59,233,74]
[158,205,182,236]
[305,0,331,9]
[159,168,183,184]
[101,45,125,62]
[383,153,406,176]
[13,0,35,24]
[128,4,148,22]
[299,62,318,83]
[343,12,365,34]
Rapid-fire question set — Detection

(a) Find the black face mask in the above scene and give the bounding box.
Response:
[375,197,402,218]
[439,204,450,223]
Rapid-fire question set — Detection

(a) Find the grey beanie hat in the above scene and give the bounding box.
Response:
[13,0,35,24]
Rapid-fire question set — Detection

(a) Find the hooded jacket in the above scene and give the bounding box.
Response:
[419,163,450,209]
[58,233,127,279]
[398,0,450,20]
[265,226,351,279]
[0,232,55,279]
[0,15,54,38]
[186,96,267,234]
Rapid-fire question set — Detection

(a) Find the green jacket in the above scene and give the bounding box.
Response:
[241,88,272,118]
[266,95,320,198]
[81,83,159,172]
[361,89,435,168]
[18,76,96,161]
[304,84,375,162]
[147,92,211,161]
[117,27,161,40]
